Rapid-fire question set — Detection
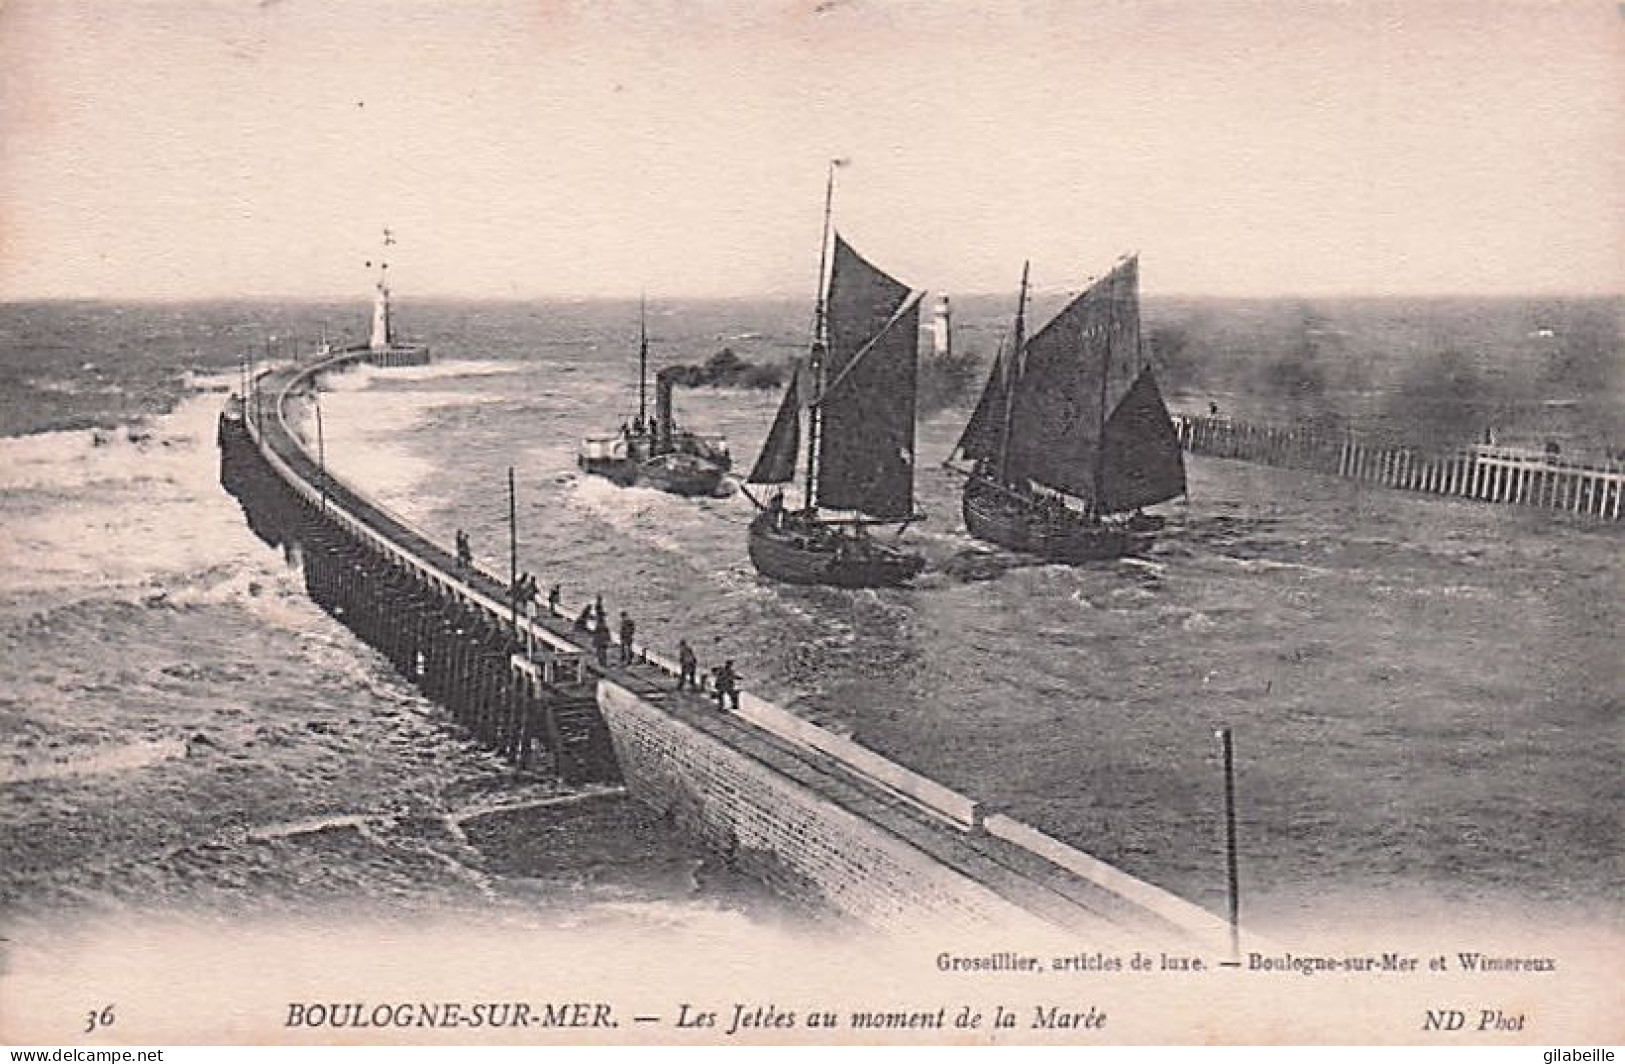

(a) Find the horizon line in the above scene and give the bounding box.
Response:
[4,289,1622,305]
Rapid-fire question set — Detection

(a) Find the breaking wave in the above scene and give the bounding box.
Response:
[2,738,190,785]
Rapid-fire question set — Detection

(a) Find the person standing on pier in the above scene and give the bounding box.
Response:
[548,583,561,611]
[591,616,611,667]
[677,639,697,691]
[618,612,635,665]
[593,593,607,630]
[713,660,740,711]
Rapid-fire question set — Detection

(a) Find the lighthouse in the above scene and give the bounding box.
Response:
[362,228,431,367]
[369,265,392,351]
[931,293,952,359]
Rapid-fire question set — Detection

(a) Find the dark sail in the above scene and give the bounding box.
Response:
[954,349,1006,464]
[1005,257,1143,504]
[825,234,910,383]
[1099,366,1186,512]
[747,364,802,484]
[817,297,922,519]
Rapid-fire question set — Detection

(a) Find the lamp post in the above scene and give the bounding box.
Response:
[1216,726,1241,959]
[315,391,328,513]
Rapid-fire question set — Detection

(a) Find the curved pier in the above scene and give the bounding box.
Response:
[219,350,1233,943]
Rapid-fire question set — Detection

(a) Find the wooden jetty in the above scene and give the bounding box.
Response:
[221,373,614,781]
[1172,413,1624,521]
[218,349,1247,941]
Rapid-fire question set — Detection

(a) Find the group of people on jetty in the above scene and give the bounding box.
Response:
[448,528,742,710]
[559,590,741,711]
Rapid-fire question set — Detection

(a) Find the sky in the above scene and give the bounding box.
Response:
[0,0,1620,300]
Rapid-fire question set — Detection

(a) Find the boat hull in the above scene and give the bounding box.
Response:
[747,512,925,588]
[578,453,728,497]
[962,477,1139,562]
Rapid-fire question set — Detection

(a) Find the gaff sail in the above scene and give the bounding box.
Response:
[825,235,911,379]
[746,362,802,485]
[1006,257,1141,502]
[814,236,920,520]
[960,255,1184,514]
[954,347,1007,465]
[817,296,922,520]
[1099,365,1186,511]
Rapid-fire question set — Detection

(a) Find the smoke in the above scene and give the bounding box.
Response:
[1253,305,1346,431]
[1139,296,1619,459]
[657,347,784,390]
[1377,346,1507,455]
[1146,322,1201,390]
[1142,302,1365,429]
[1532,306,1625,453]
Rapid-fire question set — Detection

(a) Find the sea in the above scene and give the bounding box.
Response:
[2,295,1620,957]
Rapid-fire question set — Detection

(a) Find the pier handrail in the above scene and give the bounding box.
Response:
[273,368,471,569]
[982,814,1234,942]
[252,355,579,660]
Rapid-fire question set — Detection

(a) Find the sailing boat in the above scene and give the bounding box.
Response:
[951,256,1185,562]
[577,299,732,497]
[742,171,927,587]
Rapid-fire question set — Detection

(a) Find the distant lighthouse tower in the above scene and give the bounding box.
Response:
[931,293,952,358]
[369,229,395,352]
[363,228,431,367]
[368,268,393,351]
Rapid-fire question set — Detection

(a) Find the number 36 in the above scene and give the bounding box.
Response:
[85,1005,115,1033]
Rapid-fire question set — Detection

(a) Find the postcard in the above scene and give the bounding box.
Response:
[1,0,1619,1048]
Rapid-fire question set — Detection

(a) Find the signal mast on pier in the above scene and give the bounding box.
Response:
[364,228,430,367]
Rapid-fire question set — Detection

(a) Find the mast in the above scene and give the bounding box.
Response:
[1091,261,1126,513]
[508,466,518,635]
[996,261,1029,483]
[638,294,648,428]
[804,160,840,513]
